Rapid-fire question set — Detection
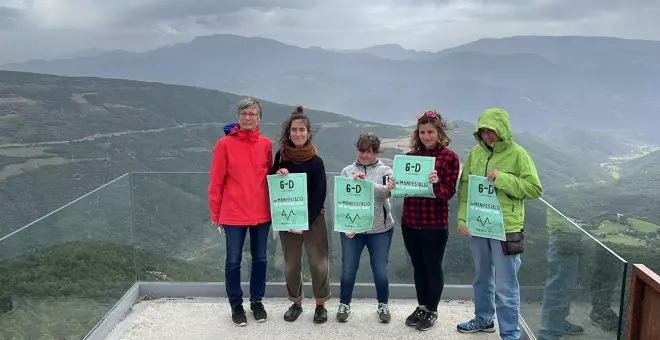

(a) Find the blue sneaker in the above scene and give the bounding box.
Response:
[563,321,584,335]
[457,319,496,333]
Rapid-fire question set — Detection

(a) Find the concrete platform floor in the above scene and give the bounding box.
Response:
[106,297,502,340]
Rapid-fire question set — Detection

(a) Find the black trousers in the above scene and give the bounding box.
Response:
[402,226,449,312]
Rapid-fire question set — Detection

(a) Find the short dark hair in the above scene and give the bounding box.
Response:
[356,133,381,153]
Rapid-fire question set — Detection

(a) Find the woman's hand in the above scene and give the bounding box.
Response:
[353,172,366,180]
[276,168,289,175]
[387,176,395,190]
[429,170,439,184]
[288,229,303,234]
[459,225,472,237]
[487,169,498,182]
[345,232,356,239]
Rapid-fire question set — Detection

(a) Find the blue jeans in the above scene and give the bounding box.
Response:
[539,234,581,340]
[339,229,393,304]
[224,223,270,309]
[470,236,522,340]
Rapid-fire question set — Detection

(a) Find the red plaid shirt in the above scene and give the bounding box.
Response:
[401,147,460,229]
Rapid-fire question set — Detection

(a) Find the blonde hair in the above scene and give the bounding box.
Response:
[409,110,452,151]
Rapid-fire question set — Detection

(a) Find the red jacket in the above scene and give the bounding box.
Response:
[208,125,273,226]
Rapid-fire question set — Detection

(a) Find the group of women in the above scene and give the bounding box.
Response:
[208,97,542,340]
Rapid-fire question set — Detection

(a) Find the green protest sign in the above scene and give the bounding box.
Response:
[333,176,374,233]
[466,175,506,241]
[391,155,435,198]
[267,173,309,231]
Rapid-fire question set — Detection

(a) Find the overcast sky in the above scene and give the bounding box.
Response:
[1,0,659,64]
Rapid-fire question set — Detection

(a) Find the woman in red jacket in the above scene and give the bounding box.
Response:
[208,97,273,327]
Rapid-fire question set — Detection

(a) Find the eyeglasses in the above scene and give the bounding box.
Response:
[417,110,439,120]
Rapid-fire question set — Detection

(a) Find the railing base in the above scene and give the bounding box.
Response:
[86,281,534,340]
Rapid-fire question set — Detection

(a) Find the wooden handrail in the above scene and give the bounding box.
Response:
[626,264,660,340]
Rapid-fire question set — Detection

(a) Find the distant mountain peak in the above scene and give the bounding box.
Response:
[362,43,407,51]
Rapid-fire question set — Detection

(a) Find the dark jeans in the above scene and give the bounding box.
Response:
[224,222,270,309]
[402,226,449,312]
[339,228,393,304]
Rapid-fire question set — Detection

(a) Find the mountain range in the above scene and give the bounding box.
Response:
[0,69,630,236]
[3,35,659,142]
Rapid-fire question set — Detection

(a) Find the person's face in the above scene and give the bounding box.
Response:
[418,123,439,149]
[479,128,501,145]
[357,147,376,165]
[289,119,310,146]
[238,106,259,130]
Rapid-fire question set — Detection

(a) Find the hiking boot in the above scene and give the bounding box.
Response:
[231,305,247,326]
[250,301,267,322]
[416,311,437,331]
[283,303,302,322]
[563,321,584,335]
[377,303,391,323]
[405,307,426,326]
[590,308,619,333]
[457,319,496,333]
[313,304,328,323]
[336,303,351,322]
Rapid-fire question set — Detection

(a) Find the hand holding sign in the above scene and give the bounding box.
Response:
[458,225,471,237]
[487,169,498,182]
[353,172,366,180]
[429,170,439,184]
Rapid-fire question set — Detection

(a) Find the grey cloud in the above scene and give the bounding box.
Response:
[405,0,660,22]
[0,6,23,30]
[121,0,311,26]
[492,0,658,22]
[500,0,660,21]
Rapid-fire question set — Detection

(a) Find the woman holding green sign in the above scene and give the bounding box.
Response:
[456,108,542,340]
[270,106,330,324]
[336,133,395,324]
[389,110,461,331]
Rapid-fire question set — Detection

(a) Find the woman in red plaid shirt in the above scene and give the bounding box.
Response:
[388,110,461,331]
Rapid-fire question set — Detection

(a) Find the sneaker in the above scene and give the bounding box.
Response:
[313,304,328,323]
[283,303,303,322]
[231,305,247,326]
[250,301,267,322]
[336,303,351,322]
[563,321,584,335]
[457,319,496,333]
[590,308,619,333]
[377,303,391,323]
[416,312,437,331]
[405,307,426,326]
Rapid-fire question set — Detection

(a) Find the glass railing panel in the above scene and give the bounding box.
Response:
[129,171,631,340]
[0,174,134,340]
[130,172,284,283]
[520,199,628,340]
